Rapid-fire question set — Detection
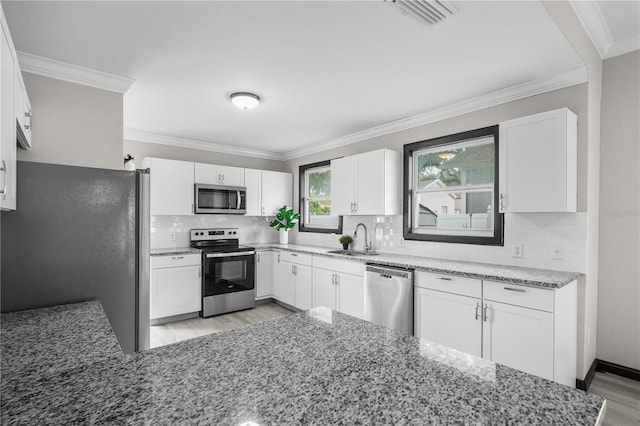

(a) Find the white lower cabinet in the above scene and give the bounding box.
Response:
[150,254,201,320]
[255,251,274,299]
[414,271,577,387]
[273,251,312,309]
[415,287,482,357]
[312,257,365,320]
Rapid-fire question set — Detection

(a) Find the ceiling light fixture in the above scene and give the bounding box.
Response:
[230,92,261,110]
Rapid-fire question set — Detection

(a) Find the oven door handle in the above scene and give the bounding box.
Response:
[205,251,255,258]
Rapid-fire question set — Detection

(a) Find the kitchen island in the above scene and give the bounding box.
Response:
[1,302,605,424]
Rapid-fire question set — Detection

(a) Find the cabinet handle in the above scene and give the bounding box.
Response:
[278,253,280,263]
[499,193,505,211]
[438,277,452,281]
[172,256,184,260]
[475,302,480,320]
[331,273,336,285]
[354,202,358,213]
[483,304,488,322]
[291,253,298,257]
[261,207,265,216]
[336,274,340,285]
[0,160,6,196]
[503,287,526,293]
[199,268,201,278]
[257,254,260,263]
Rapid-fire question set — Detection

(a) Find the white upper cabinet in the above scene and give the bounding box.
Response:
[331,149,401,216]
[244,168,292,216]
[0,9,18,211]
[499,108,577,213]
[194,163,244,187]
[143,157,195,215]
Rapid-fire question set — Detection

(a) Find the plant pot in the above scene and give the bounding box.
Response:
[279,229,289,244]
[342,243,349,250]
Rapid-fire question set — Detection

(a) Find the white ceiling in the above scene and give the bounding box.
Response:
[2,1,638,160]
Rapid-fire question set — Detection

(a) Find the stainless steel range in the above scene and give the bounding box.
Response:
[190,228,255,317]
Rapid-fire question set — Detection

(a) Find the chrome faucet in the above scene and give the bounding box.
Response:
[353,223,371,252]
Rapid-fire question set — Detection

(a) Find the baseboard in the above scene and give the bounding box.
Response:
[255,297,275,306]
[576,358,640,391]
[595,359,640,382]
[576,358,598,391]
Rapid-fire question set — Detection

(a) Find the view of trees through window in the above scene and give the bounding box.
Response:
[299,161,342,233]
[404,126,502,245]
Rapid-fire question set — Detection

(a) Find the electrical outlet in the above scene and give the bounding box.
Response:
[512,242,524,258]
[551,244,564,260]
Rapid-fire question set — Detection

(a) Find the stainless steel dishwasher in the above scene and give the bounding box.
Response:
[364,264,414,335]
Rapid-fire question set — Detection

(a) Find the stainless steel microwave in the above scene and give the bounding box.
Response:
[195,184,246,214]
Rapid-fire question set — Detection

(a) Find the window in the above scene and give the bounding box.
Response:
[404,125,503,245]
[299,160,342,234]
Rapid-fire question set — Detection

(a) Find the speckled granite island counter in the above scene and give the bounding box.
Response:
[1,302,605,425]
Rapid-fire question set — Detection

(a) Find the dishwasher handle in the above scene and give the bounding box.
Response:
[365,264,412,279]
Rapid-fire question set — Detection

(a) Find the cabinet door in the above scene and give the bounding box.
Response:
[194,163,244,187]
[354,150,386,215]
[294,264,313,311]
[150,265,201,319]
[0,26,16,211]
[414,287,482,357]
[244,168,262,216]
[482,301,553,380]
[499,108,576,213]
[331,156,356,216]
[145,158,194,215]
[312,268,337,310]
[336,272,364,320]
[261,170,292,216]
[255,251,273,299]
[273,258,295,306]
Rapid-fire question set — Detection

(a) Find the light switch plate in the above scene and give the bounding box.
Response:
[512,242,524,258]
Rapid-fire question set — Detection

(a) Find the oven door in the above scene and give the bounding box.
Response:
[203,251,255,297]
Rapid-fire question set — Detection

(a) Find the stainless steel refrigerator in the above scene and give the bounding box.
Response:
[0,161,150,353]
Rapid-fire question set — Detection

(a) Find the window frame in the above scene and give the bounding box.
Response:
[299,160,343,234]
[403,125,503,246]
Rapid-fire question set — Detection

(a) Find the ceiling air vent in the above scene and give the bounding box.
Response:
[387,0,459,26]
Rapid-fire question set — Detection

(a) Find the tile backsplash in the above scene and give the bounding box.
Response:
[151,212,587,274]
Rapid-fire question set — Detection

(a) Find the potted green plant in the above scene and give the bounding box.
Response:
[269,206,300,244]
[339,234,353,250]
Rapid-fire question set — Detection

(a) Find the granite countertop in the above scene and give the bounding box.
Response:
[253,243,580,288]
[150,247,202,256]
[1,302,605,425]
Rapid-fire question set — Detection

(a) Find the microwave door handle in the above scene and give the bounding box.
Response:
[237,191,241,210]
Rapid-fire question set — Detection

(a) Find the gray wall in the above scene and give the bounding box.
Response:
[1,161,137,354]
[125,139,287,172]
[597,50,640,370]
[18,72,124,170]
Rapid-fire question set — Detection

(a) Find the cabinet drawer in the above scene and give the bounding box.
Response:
[483,280,553,312]
[151,253,201,269]
[414,271,481,298]
[278,251,312,266]
[313,256,365,276]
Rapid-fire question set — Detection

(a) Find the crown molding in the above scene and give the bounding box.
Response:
[569,1,611,58]
[124,129,283,161]
[17,52,135,94]
[606,36,640,59]
[281,66,588,161]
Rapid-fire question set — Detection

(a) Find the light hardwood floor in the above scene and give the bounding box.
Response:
[152,307,639,424]
[589,372,640,426]
[149,303,294,348]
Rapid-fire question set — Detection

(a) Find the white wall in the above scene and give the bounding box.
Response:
[597,50,640,370]
[18,72,124,170]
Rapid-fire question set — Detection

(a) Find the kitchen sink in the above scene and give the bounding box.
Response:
[326,249,378,256]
